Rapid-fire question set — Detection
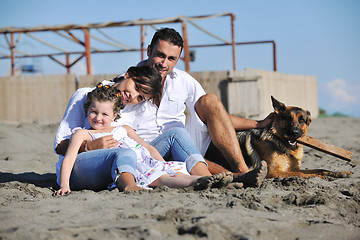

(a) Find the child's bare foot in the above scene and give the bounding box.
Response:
[232,160,268,188]
[115,179,143,192]
[115,172,145,192]
[194,172,233,190]
[121,184,144,192]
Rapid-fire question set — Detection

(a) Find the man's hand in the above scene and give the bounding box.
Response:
[86,135,119,151]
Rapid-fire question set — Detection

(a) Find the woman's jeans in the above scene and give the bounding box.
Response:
[150,127,206,173]
[69,127,205,191]
[69,148,137,191]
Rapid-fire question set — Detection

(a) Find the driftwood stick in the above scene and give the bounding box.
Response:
[297,135,353,162]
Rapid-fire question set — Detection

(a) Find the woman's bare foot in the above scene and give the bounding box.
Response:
[194,172,233,190]
[232,160,268,188]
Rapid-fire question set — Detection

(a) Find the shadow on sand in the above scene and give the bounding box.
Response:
[0,172,58,189]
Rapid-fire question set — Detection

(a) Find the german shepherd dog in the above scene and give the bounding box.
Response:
[205,96,352,179]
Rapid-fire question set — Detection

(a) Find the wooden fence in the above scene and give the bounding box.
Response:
[0,69,318,124]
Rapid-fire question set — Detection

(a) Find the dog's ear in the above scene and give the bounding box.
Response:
[306,110,312,124]
[271,96,286,114]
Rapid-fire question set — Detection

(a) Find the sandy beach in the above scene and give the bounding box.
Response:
[0,117,359,240]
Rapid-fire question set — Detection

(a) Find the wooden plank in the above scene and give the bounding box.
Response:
[297,135,353,161]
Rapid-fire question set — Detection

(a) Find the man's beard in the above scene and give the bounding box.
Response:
[154,63,168,76]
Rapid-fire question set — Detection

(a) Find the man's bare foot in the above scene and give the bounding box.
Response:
[194,172,233,190]
[232,160,268,188]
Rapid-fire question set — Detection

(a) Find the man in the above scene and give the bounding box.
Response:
[56,28,270,190]
[116,28,271,184]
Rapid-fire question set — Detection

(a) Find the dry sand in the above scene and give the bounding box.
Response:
[0,117,359,240]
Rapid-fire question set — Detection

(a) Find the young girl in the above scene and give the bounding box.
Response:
[55,84,233,196]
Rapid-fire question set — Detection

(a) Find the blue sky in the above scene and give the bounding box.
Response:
[1,0,359,117]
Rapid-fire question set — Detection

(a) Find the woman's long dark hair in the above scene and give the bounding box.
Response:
[113,66,162,106]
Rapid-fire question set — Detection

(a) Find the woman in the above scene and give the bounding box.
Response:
[55,85,232,196]
[54,66,217,194]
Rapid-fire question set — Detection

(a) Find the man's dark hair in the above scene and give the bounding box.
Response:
[149,28,183,52]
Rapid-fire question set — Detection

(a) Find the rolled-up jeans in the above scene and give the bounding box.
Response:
[69,148,137,191]
[150,127,207,173]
